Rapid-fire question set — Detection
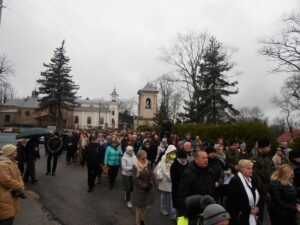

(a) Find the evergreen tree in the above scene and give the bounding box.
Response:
[198,37,239,124]
[154,100,169,125]
[37,40,79,127]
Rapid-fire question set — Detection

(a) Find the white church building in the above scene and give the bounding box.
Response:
[73,88,119,129]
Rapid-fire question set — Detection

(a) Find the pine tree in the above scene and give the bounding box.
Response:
[37,40,79,127]
[154,100,169,125]
[198,37,239,124]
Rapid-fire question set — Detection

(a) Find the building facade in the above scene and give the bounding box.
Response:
[0,90,73,128]
[73,88,119,129]
[137,83,158,127]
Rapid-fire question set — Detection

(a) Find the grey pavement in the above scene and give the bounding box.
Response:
[25,152,175,225]
[14,190,54,225]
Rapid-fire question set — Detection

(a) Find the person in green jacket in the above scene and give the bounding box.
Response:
[104,137,123,189]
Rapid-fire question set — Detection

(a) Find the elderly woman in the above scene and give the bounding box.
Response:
[226,159,260,225]
[132,150,153,225]
[157,145,177,219]
[121,146,137,208]
[0,144,24,225]
[268,164,300,225]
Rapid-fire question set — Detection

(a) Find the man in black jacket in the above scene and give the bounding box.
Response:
[23,137,40,183]
[83,136,104,192]
[45,132,62,176]
[177,150,216,216]
[170,150,188,218]
[206,145,224,203]
[16,138,27,176]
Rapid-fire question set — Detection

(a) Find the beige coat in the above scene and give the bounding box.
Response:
[0,156,24,220]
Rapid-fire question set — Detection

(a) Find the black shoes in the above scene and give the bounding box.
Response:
[87,188,93,192]
[31,179,39,184]
[45,172,50,175]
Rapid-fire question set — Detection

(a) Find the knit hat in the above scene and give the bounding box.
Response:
[1,144,17,157]
[258,138,270,148]
[177,150,187,159]
[203,204,230,225]
[185,195,215,218]
[240,142,246,149]
[126,146,134,152]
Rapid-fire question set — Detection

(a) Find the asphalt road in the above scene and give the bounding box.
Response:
[26,150,176,225]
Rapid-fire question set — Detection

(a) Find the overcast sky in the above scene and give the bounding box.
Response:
[0,0,299,119]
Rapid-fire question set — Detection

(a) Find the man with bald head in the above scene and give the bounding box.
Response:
[183,142,194,162]
[177,150,216,216]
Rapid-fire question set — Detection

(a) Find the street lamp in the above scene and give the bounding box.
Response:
[98,100,101,129]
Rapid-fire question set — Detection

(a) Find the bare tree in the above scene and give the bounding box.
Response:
[154,74,183,123]
[0,82,15,103]
[260,12,300,109]
[0,54,14,83]
[118,97,137,116]
[272,89,295,137]
[118,97,137,129]
[160,30,208,103]
[260,12,300,74]
[237,106,267,123]
[284,74,300,110]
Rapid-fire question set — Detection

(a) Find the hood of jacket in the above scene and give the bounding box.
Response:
[123,150,136,159]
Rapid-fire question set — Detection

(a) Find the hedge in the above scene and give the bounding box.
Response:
[172,121,278,149]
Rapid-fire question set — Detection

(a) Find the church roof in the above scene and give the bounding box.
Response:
[0,108,18,113]
[111,87,118,96]
[3,97,39,108]
[138,82,158,94]
[73,107,110,113]
[76,99,111,105]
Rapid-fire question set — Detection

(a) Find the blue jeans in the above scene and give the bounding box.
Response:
[160,191,176,217]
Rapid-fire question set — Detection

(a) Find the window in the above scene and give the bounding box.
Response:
[74,116,79,124]
[99,117,104,124]
[145,98,151,109]
[87,116,91,125]
[25,111,30,117]
[112,110,115,116]
[112,119,115,128]
[4,115,10,123]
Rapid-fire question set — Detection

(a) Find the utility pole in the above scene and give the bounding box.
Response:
[0,0,3,25]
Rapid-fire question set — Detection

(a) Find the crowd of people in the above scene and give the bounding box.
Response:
[0,129,300,225]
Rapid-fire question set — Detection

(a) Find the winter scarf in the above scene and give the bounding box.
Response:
[135,159,149,177]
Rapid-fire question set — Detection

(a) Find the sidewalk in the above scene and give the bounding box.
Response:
[14,190,56,225]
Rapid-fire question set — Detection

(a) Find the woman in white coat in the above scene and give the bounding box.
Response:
[121,146,137,208]
[157,145,177,220]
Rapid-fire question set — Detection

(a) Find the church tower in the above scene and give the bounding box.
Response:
[137,83,158,126]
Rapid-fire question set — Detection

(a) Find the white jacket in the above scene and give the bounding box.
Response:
[121,151,136,176]
[158,154,173,192]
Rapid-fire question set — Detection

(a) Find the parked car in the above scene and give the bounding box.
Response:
[3,127,13,133]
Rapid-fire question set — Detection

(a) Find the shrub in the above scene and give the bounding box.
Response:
[172,121,277,149]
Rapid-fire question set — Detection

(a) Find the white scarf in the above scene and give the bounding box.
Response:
[237,172,260,225]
